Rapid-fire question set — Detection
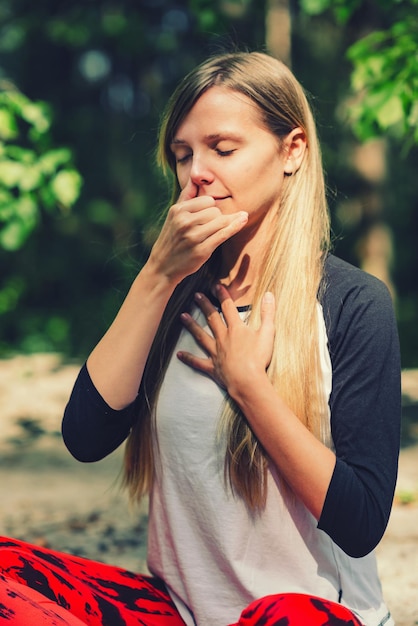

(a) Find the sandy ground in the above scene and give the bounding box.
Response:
[0,354,417,625]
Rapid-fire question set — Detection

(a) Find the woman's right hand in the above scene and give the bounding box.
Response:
[85,179,247,409]
[148,178,248,286]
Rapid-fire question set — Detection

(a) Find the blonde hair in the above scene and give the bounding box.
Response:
[124,51,330,510]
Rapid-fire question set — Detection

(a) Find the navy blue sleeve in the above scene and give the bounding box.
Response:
[62,363,136,462]
[317,255,401,558]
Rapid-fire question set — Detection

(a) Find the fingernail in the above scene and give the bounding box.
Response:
[263,291,274,303]
[195,292,203,301]
[238,211,248,223]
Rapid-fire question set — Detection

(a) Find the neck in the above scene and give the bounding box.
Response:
[218,235,265,306]
[217,209,276,306]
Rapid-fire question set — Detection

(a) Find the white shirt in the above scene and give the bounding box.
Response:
[146,306,392,626]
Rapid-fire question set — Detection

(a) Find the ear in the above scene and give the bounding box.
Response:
[283,127,307,175]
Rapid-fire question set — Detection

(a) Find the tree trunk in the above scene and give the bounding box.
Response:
[265,0,292,66]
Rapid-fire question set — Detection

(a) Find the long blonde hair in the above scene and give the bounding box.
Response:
[124,51,330,510]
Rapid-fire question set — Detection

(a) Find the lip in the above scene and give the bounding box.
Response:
[213,196,231,201]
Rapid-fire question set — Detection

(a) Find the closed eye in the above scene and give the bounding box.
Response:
[216,149,235,157]
[176,153,192,164]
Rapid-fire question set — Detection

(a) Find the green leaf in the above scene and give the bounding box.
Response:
[21,102,50,134]
[38,148,73,176]
[0,277,25,315]
[0,160,25,187]
[0,192,16,220]
[0,85,82,252]
[5,146,36,164]
[0,219,30,250]
[375,93,404,129]
[351,54,386,91]
[19,164,43,191]
[300,0,331,15]
[0,196,38,250]
[408,99,418,128]
[14,194,38,221]
[1,90,29,120]
[348,31,387,61]
[39,184,58,210]
[0,109,18,140]
[50,169,83,207]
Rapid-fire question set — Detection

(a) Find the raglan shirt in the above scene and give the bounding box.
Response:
[62,254,401,625]
[318,256,401,555]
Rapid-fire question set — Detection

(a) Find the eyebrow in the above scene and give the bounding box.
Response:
[170,132,244,147]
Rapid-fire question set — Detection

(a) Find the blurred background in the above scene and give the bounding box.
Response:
[1,5,418,623]
[0,0,417,366]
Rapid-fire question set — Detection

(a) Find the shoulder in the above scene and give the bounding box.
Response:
[322,254,390,300]
[320,254,395,339]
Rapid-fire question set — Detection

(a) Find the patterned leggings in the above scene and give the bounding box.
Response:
[0,537,363,625]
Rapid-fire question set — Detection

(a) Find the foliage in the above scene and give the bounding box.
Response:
[300,0,418,146]
[300,0,362,23]
[0,85,82,251]
[0,0,416,365]
[347,17,418,147]
[0,1,267,357]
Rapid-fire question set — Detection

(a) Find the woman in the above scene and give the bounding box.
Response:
[0,52,400,626]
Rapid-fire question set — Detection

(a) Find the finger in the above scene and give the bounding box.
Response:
[194,291,218,316]
[202,211,248,248]
[193,292,227,336]
[260,291,275,325]
[259,291,276,345]
[172,195,217,216]
[183,209,248,241]
[214,283,241,326]
[178,177,198,202]
[176,350,215,378]
[180,311,216,355]
[214,282,232,304]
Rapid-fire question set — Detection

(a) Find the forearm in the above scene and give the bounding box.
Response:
[87,186,249,410]
[87,259,177,410]
[229,373,336,520]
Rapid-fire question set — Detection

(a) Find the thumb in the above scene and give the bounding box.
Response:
[178,177,198,202]
[260,292,276,335]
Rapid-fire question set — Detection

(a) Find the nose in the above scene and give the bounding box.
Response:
[189,155,214,187]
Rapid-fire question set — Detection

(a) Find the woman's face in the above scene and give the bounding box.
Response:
[170,86,297,229]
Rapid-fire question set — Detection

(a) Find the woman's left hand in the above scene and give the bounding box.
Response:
[178,283,336,520]
[177,284,276,396]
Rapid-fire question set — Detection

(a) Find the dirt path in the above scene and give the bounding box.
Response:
[0,354,417,625]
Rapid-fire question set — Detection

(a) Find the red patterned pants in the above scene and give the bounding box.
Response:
[0,537,363,625]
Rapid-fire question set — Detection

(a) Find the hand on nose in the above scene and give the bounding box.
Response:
[190,161,214,190]
[178,178,199,202]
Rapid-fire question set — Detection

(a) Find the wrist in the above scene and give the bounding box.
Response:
[141,254,180,292]
[227,369,271,406]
